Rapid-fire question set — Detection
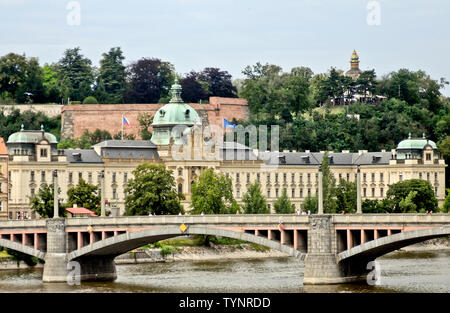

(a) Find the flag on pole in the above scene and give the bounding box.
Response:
[122,116,131,126]
[223,118,236,128]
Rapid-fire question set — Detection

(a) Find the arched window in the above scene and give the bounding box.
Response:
[178,183,183,194]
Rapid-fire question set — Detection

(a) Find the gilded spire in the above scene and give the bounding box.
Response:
[350,49,360,69]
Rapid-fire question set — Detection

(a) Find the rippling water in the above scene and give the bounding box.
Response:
[0,250,449,293]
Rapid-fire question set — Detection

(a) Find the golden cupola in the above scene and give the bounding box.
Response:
[345,49,362,79]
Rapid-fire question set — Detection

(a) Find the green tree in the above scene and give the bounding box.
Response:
[0,53,28,100]
[335,179,357,213]
[273,188,295,214]
[438,136,450,188]
[30,183,66,218]
[56,47,94,101]
[356,69,377,98]
[302,194,318,213]
[95,47,126,103]
[443,189,450,213]
[66,179,101,215]
[15,57,46,103]
[240,62,311,118]
[0,109,60,142]
[137,112,154,140]
[191,169,239,214]
[398,191,418,213]
[42,63,61,103]
[124,163,184,215]
[321,151,337,213]
[82,96,98,104]
[385,179,438,213]
[242,182,268,214]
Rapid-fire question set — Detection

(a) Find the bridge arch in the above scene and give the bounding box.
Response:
[68,225,305,261]
[338,226,450,263]
[0,238,46,260]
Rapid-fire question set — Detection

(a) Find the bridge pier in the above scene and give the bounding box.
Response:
[43,219,69,283]
[42,218,117,283]
[75,256,117,282]
[303,215,367,285]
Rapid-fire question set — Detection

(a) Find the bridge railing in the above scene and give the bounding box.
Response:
[64,214,310,227]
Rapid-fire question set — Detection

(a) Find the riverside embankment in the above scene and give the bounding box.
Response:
[115,237,450,264]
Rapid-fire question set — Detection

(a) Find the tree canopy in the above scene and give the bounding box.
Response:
[56,47,94,102]
[273,188,295,214]
[190,169,240,214]
[124,163,184,215]
[124,57,174,104]
[66,179,101,215]
[241,182,268,214]
[30,183,66,218]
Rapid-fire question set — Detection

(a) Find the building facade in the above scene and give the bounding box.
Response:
[0,138,8,220]
[4,83,447,219]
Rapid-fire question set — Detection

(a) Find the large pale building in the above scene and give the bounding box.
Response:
[0,138,8,220]
[4,82,447,219]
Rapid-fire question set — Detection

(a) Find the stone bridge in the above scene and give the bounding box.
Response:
[0,214,448,284]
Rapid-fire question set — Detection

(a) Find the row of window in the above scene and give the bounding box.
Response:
[230,171,441,185]
[27,171,130,185]
[233,172,320,184]
[234,185,439,199]
[233,186,383,199]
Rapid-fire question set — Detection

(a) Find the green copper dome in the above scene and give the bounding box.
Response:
[7,124,58,144]
[397,133,437,150]
[151,78,202,145]
[152,79,201,127]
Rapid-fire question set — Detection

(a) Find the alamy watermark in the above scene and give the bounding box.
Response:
[169,124,281,169]
[66,260,81,286]
[366,261,382,285]
[366,1,381,26]
[66,1,81,26]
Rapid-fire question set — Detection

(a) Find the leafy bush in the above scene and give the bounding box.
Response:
[82,96,98,104]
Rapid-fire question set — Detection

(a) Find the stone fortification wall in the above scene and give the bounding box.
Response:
[61,97,249,140]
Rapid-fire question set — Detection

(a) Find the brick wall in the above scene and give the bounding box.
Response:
[61,97,249,140]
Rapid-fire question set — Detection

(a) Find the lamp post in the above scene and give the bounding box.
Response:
[356,165,362,214]
[53,170,58,218]
[318,165,323,215]
[101,170,106,217]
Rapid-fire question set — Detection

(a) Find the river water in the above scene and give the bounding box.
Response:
[0,250,448,293]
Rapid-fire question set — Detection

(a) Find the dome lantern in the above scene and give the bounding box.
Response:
[150,78,202,145]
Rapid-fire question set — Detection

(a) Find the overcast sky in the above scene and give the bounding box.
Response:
[1,0,449,95]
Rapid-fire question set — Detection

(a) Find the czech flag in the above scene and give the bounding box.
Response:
[223,118,236,128]
[123,116,131,126]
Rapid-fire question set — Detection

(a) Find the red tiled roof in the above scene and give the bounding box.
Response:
[66,207,98,217]
[0,138,7,155]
